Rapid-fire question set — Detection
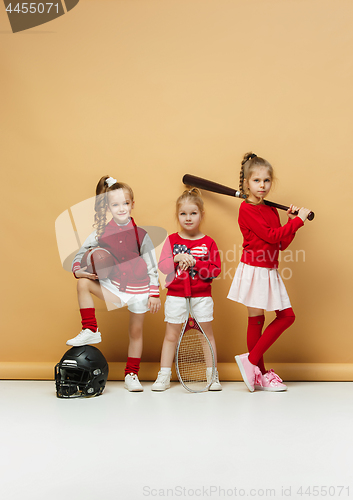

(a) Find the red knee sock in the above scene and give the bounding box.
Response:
[247,315,266,374]
[248,308,295,367]
[80,308,98,332]
[124,357,141,377]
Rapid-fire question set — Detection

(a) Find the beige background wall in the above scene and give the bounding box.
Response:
[1,0,352,380]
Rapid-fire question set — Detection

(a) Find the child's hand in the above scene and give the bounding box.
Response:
[74,267,99,280]
[174,253,196,271]
[287,204,301,219]
[148,296,161,314]
[297,207,312,222]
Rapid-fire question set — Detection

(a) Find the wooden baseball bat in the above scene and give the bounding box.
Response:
[182,174,315,221]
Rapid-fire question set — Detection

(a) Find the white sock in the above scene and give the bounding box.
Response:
[160,367,171,374]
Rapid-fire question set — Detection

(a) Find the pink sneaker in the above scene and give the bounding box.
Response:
[235,353,261,392]
[255,369,287,392]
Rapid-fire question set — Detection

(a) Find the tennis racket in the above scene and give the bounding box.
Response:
[175,271,216,393]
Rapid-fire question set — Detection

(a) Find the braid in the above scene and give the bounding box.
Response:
[239,152,257,196]
[239,164,245,195]
[94,192,108,240]
[94,176,110,240]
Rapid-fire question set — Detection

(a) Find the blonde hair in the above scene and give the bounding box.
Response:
[239,152,274,198]
[94,176,134,240]
[176,187,204,217]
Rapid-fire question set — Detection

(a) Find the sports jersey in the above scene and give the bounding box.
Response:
[72,218,159,297]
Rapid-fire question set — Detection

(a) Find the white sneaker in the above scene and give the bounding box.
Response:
[124,373,144,392]
[151,370,171,391]
[66,328,101,346]
[207,367,222,391]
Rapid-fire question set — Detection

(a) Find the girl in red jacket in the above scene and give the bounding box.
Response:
[229,153,311,392]
[66,176,161,392]
[152,188,222,391]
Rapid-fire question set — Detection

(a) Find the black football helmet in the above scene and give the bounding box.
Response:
[55,345,109,398]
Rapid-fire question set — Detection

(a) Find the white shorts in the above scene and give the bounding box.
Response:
[99,279,149,314]
[164,295,214,324]
[227,262,291,312]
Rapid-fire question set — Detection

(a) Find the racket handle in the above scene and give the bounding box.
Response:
[183,271,191,298]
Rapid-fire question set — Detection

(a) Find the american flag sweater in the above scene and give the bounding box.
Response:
[158,233,221,297]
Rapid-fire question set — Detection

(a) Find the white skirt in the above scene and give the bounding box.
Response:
[227,262,291,312]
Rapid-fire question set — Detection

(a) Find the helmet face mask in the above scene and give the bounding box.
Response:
[55,346,109,398]
[55,365,94,398]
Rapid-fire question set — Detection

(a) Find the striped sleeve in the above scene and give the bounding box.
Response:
[71,230,99,274]
[140,232,160,297]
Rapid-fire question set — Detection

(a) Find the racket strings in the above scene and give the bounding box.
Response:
[177,327,213,389]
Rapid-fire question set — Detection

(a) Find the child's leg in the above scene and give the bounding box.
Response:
[67,278,122,346]
[77,279,101,332]
[199,322,218,367]
[246,308,266,374]
[190,297,217,366]
[77,277,122,330]
[200,321,222,391]
[160,323,183,368]
[248,308,295,367]
[124,312,146,392]
[152,296,186,391]
[127,312,145,359]
[125,312,145,376]
[151,323,181,391]
[77,278,122,308]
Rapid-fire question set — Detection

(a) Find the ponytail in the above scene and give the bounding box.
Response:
[176,187,204,216]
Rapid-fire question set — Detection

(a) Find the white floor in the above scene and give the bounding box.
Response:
[0,381,352,500]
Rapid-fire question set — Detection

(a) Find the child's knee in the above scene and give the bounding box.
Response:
[277,307,295,326]
[165,324,180,343]
[77,278,90,291]
[129,325,143,340]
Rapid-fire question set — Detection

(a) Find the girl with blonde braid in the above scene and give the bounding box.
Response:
[67,176,161,392]
[229,153,311,392]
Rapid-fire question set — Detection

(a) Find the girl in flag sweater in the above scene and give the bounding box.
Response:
[152,188,222,391]
[229,153,311,392]
[67,176,161,392]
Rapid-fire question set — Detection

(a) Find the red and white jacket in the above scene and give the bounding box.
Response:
[238,201,304,269]
[72,218,159,297]
[158,233,221,297]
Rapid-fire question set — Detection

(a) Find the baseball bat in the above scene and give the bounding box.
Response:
[183,174,315,221]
